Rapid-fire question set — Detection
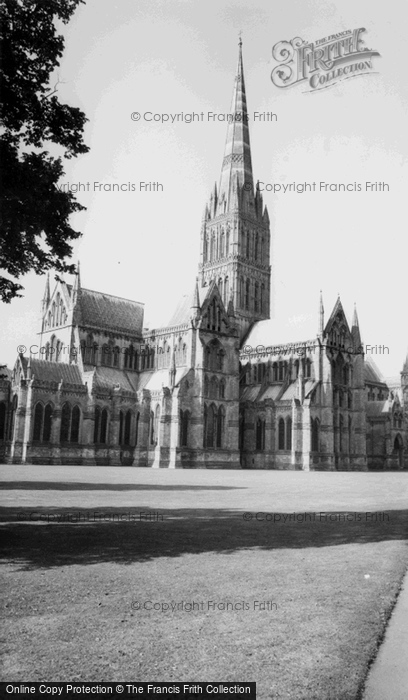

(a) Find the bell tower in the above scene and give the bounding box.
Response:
[198,39,271,340]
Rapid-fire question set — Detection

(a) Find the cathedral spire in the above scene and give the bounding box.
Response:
[42,273,50,311]
[351,303,361,349]
[318,290,324,334]
[402,347,408,374]
[217,38,253,211]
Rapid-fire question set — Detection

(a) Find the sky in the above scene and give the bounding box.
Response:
[1,0,407,378]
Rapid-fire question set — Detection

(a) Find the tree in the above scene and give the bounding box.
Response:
[0,0,89,302]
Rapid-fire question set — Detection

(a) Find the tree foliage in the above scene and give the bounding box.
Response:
[0,0,89,302]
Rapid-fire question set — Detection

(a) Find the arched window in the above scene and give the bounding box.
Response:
[224,276,229,307]
[135,412,140,446]
[245,279,250,310]
[210,376,218,399]
[100,408,108,443]
[343,366,349,385]
[256,417,265,450]
[246,231,250,257]
[205,404,217,448]
[45,342,50,361]
[219,379,225,399]
[180,410,189,447]
[102,344,112,367]
[217,347,225,371]
[154,405,160,445]
[261,284,265,313]
[278,418,285,450]
[94,406,108,444]
[273,363,278,382]
[204,345,211,370]
[0,402,6,440]
[113,347,120,368]
[8,395,17,441]
[33,403,44,442]
[305,359,312,378]
[71,406,80,443]
[311,418,319,452]
[348,416,352,453]
[254,282,259,313]
[60,403,71,442]
[43,404,52,442]
[218,278,223,301]
[226,230,230,256]
[94,406,101,443]
[239,277,244,309]
[254,233,259,260]
[278,362,284,381]
[119,410,132,445]
[348,391,352,409]
[204,236,208,262]
[55,294,60,325]
[124,410,131,445]
[286,417,292,450]
[91,342,98,365]
[339,414,344,453]
[60,403,80,443]
[203,405,207,447]
[216,405,225,448]
[220,232,225,257]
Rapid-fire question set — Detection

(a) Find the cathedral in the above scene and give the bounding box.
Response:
[1,42,407,470]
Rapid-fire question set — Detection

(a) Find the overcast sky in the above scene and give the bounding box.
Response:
[1,0,407,378]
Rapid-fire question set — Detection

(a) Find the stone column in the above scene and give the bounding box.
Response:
[21,378,34,464]
[108,387,121,466]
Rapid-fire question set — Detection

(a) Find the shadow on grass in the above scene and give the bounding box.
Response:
[1,506,407,570]
[0,482,244,491]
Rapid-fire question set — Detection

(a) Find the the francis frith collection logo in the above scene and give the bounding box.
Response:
[271,28,380,91]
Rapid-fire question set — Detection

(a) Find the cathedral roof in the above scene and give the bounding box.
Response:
[166,285,198,328]
[243,316,318,351]
[365,400,390,417]
[79,288,144,335]
[28,359,83,386]
[256,385,282,401]
[140,367,190,391]
[364,356,387,386]
[92,367,138,393]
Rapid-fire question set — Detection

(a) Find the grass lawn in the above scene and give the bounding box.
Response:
[1,467,407,699]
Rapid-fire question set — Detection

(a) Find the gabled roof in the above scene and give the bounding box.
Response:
[364,356,387,386]
[243,315,317,350]
[366,400,390,417]
[79,288,144,335]
[92,367,138,393]
[166,285,198,327]
[324,296,351,334]
[141,367,190,392]
[28,359,83,386]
